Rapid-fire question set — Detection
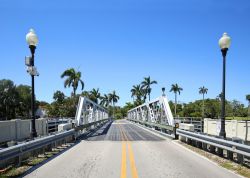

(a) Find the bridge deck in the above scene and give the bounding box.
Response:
[24,120,240,178]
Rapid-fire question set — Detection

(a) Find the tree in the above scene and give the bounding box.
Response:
[246,95,250,117]
[123,102,135,112]
[131,84,145,106]
[16,85,32,118]
[109,91,120,118]
[53,90,65,103]
[47,96,78,118]
[100,94,110,107]
[81,91,90,98]
[199,86,208,118]
[89,88,101,104]
[130,87,136,101]
[141,76,157,101]
[230,100,247,117]
[61,68,84,96]
[169,83,183,117]
[0,79,20,120]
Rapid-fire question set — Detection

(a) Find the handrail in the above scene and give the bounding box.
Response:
[0,129,75,162]
[176,129,250,157]
[128,118,174,131]
[0,119,110,164]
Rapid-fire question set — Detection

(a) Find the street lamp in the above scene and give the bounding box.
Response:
[162,87,166,96]
[218,32,231,139]
[26,29,39,138]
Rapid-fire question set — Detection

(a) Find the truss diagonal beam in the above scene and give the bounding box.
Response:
[75,96,109,126]
[127,96,174,126]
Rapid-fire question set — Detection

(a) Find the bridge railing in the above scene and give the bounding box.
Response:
[127,96,176,137]
[75,96,109,127]
[0,129,75,168]
[176,129,250,164]
[127,96,174,126]
[0,96,111,168]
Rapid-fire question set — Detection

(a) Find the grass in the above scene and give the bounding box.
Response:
[26,157,46,166]
[0,145,68,177]
[0,166,31,178]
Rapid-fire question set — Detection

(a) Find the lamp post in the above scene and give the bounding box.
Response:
[218,32,231,139]
[26,29,39,138]
[162,87,166,97]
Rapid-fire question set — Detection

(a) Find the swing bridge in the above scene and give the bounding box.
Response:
[0,95,249,178]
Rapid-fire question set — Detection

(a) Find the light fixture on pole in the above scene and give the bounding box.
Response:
[26,28,39,138]
[218,32,231,139]
[162,87,166,96]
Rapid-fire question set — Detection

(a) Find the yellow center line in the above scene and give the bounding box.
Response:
[119,124,127,178]
[120,125,139,178]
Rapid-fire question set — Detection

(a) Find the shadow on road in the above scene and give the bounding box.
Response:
[78,120,113,141]
[79,120,165,141]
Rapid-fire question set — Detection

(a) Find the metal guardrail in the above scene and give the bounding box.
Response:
[75,119,110,131]
[128,118,174,131]
[127,118,177,139]
[176,129,250,158]
[0,129,75,162]
[0,119,111,167]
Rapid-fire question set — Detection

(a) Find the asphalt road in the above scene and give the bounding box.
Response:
[24,120,241,178]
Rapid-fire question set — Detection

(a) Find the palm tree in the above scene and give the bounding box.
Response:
[109,91,120,118]
[89,88,101,104]
[246,94,250,117]
[61,68,84,96]
[141,76,157,101]
[131,84,145,104]
[169,83,183,117]
[81,91,90,98]
[130,87,136,101]
[100,94,110,107]
[199,86,208,118]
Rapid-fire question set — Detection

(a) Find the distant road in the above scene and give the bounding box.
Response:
[25,120,240,178]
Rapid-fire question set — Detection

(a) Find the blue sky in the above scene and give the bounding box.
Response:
[0,0,249,106]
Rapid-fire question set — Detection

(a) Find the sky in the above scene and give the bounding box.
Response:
[0,0,249,106]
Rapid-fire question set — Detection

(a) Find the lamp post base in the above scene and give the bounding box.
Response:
[31,131,37,138]
[219,132,226,139]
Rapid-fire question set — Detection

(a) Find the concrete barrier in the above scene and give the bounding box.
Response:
[179,123,194,132]
[58,123,72,132]
[203,119,250,142]
[0,118,48,143]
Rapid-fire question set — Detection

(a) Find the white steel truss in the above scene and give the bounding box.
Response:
[127,96,174,126]
[75,96,109,126]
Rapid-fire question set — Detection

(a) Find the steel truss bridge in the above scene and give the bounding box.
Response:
[0,95,249,178]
